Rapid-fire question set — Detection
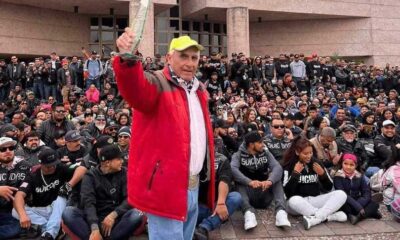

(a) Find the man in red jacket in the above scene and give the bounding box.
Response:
[114,29,215,240]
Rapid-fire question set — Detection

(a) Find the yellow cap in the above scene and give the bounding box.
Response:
[169,36,204,52]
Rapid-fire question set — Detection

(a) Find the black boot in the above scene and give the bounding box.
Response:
[349,214,361,225]
[193,226,209,240]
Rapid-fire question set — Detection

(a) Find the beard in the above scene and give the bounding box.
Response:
[0,156,13,165]
[96,123,105,131]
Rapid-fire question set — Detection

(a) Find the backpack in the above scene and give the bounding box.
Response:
[381,163,400,205]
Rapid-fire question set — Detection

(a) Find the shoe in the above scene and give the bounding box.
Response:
[275,210,291,228]
[302,215,323,230]
[40,232,54,240]
[244,211,257,230]
[327,211,347,222]
[20,224,42,238]
[193,226,209,240]
[371,192,383,203]
[373,211,382,219]
[349,214,361,225]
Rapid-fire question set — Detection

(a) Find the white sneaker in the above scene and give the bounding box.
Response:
[327,211,347,222]
[275,210,291,228]
[244,211,258,230]
[302,215,323,230]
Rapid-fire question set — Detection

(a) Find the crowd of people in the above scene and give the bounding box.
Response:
[0,43,400,240]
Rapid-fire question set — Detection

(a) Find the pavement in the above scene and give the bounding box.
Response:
[134,204,400,240]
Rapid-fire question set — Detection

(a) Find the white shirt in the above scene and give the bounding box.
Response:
[179,78,207,176]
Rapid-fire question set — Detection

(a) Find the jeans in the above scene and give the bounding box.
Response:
[197,191,242,231]
[237,180,287,214]
[0,87,9,102]
[287,190,347,220]
[12,196,67,239]
[148,186,199,240]
[33,81,44,99]
[365,166,380,178]
[86,78,100,90]
[44,84,58,99]
[0,212,21,239]
[62,207,143,240]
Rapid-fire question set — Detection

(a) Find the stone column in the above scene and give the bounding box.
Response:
[227,7,250,57]
[129,0,155,57]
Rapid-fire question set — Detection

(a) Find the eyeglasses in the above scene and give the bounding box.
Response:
[119,135,130,139]
[272,125,285,129]
[0,146,16,152]
[109,128,118,132]
[96,119,106,122]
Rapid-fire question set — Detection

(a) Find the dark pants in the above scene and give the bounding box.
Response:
[0,212,21,239]
[197,191,242,231]
[62,206,143,240]
[44,84,58,99]
[340,201,380,218]
[0,86,9,102]
[86,78,100,90]
[237,180,286,214]
[33,81,44,99]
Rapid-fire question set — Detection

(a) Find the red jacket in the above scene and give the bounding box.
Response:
[113,57,215,221]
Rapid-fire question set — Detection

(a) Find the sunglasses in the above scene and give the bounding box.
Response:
[0,146,16,152]
[119,135,130,139]
[55,110,66,113]
[272,125,285,129]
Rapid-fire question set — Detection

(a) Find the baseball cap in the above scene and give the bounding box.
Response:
[54,130,66,139]
[169,36,204,52]
[65,130,82,142]
[283,112,295,120]
[95,114,106,121]
[342,125,357,133]
[383,120,396,127]
[91,50,97,55]
[0,137,16,148]
[118,126,131,137]
[244,131,263,145]
[94,135,114,149]
[38,147,60,166]
[100,145,122,162]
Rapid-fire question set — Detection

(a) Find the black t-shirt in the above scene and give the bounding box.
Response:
[19,164,73,207]
[56,145,87,165]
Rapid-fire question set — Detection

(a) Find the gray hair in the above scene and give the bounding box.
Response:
[320,127,336,138]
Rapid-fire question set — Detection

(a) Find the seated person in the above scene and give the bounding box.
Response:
[12,147,86,240]
[62,145,145,240]
[283,136,347,230]
[194,152,242,240]
[333,153,381,225]
[0,137,31,239]
[381,147,400,222]
[231,131,291,231]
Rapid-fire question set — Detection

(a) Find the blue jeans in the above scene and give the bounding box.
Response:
[148,187,199,240]
[62,206,143,239]
[33,81,45,99]
[86,78,100,90]
[44,84,58,99]
[12,196,66,239]
[197,191,242,231]
[365,166,381,178]
[0,212,21,239]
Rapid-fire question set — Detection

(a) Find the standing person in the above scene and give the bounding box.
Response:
[84,51,103,90]
[6,56,26,89]
[114,32,215,240]
[283,137,347,230]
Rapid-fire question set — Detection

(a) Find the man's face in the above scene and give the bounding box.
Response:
[299,105,307,113]
[118,134,130,147]
[320,135,334,148]
[382,125,396,138]
[166,48,200,81]
[41,164,56,175]
[85,115,93,124]
[227,128,238,139]
[108,158,123,172]
[26,137,39,150]
[54,137,65,147]
[12,114,22,124]
[336,109,345,121]
[342,130,355,143]
[361,107,369,115]
[0,144,15,164]
[11,56,17,64]
[53,107,66,121]
[249,141,264,154]
[309,110,317,119]
[271,119,285,138]
[72,57,78,63]
[50,54,57,61]
[66,139,81,151]
[258,107,267,116]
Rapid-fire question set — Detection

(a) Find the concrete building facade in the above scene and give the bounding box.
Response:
[1,0,400,65]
